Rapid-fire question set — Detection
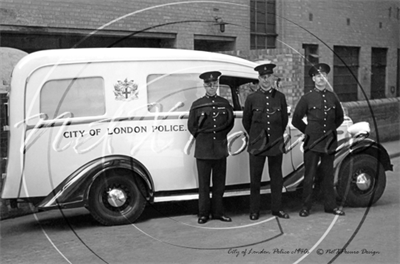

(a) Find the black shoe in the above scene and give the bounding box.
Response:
[213,215,232,222]
[272,211,290,219]
[249,213,259,220]
[325,208,345,216]
[299,209,310,217]
[198,216,209,224]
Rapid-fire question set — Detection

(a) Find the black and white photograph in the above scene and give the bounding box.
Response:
[1,0,399,263]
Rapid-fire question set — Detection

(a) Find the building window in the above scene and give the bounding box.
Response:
[371,48,387,99]
[397,49,400,97]
[333,46,360,102]
[250,0,277,50]
[303,44,319,93]
[194,35,236,52]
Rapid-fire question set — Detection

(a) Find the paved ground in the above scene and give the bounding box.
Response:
[1,140,399,264]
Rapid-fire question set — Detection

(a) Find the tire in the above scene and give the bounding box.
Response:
[88,169,147,225]
[337,154,386,207]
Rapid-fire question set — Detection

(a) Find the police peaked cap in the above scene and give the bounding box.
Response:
[254,63,276,75]
[309,63,331,77]
[199,71,221,82]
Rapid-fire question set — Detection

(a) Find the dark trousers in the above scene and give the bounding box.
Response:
[196,158,227,217]
[302,150,336,211]
[249,154,283,213]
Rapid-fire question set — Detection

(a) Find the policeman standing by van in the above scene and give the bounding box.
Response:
[242,63,289,220]
[292,63,345,217]
[188,71,234,224]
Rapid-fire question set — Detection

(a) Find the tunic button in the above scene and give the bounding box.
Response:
[267,103,269,105]
[268,134,271,137]
[214,125,216,127]
[267,122,270,124]
[213,137,216,140]
[267,128,270,130]
[213,119,216,121]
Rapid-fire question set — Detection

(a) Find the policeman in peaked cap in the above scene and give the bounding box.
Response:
[308,63,330,77]
[199,71,221,82]
[188,70,234,224]
[292,62,345,217]
[254,63,276,76]
[242,63,290,220]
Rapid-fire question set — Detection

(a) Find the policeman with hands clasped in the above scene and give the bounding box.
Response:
[242,63,290,220]
[188,71,234,224]
[292,63,345,217]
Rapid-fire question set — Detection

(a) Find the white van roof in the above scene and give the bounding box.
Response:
[14,48,257,73]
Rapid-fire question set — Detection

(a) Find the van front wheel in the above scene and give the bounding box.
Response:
[336,154,386,207]
[88,170,147,225]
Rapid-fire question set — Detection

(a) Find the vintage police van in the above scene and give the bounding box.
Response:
[2,48,392,225]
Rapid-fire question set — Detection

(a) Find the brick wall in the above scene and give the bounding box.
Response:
[0,0,251,51]
[276,0,399,99]
[221,48,400,142]
[221,48,304,107]
[343,98,400,142]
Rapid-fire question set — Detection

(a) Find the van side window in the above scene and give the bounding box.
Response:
[147,73,203,113]
[40,77,105,119]
[219,76,258,110]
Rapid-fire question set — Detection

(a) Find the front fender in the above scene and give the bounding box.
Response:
[37,155,153,210]
[334,137,393,183]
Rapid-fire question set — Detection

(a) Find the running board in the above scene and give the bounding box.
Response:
[153,187,287,203]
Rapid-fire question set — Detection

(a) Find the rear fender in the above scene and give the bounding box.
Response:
[37,155,153,210]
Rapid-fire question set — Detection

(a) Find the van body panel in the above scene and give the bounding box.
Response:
[4,48,387,226]
[3,48,262,199]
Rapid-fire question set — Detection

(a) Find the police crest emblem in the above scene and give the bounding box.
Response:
[113,79,139,101]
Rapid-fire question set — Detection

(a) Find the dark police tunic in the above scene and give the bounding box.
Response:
[291,88,344,211]
[242,88,288,214]
[188,95,234,159]
[292,88,344,154]
[242,88,288,156]
[188,94,234,217]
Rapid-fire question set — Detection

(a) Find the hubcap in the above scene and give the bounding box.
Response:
[355,172,372,191]
[107,188,127,207]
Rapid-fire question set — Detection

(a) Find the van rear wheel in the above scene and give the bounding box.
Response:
[88,170,147,225]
